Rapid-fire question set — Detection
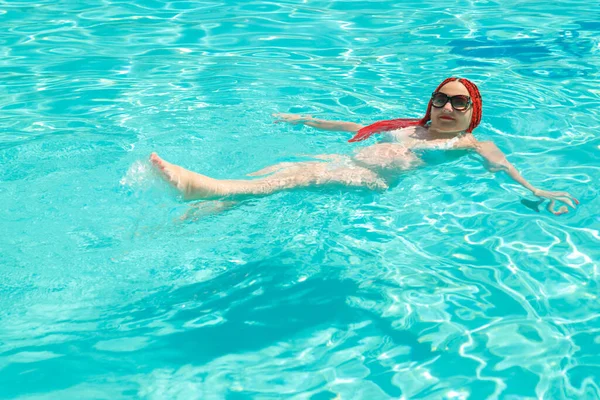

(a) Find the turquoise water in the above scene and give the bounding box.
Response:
[1,0,599,398]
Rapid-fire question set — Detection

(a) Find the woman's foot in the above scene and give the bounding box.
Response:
[149,153,223,200]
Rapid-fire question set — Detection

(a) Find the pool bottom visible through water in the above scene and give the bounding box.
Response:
[0,0,599,399]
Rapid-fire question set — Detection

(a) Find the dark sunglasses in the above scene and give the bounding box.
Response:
[431,92,472,111]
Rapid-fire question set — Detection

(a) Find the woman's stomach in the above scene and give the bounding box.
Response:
[352,143,423,172]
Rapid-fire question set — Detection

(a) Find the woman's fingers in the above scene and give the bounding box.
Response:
[538,190,580,213]
[546,196,577,215]
[547,200,569,216]
[567,193,580,205]
[273,114,298,124]
[272,113,310,125]
[556,191,580,205]
[557,196,576,209]
[556,191,580,204]
[557,205,569,215]
[547,200,556,214]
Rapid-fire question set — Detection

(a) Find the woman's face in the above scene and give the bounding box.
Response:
[429,80,473,134]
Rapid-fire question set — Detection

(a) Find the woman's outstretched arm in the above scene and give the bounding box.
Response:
[474,141,579,215]
[273,113,364,132]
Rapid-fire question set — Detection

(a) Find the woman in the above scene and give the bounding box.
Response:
[150,77,578,215]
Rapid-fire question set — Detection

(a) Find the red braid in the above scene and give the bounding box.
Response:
[348,77,482,142]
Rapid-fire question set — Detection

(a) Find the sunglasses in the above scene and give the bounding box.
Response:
[431,92,472,111]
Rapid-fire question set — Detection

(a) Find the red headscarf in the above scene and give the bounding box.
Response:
[348,77,482,142]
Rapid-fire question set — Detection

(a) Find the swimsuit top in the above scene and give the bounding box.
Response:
[381,129,469,165]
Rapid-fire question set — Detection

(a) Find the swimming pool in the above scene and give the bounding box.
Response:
[1,0,599,398]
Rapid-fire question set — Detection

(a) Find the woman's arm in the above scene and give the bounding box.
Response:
[474,141,579,215]
[273,113,364,132]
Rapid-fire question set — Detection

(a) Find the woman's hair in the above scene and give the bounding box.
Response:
[348,77,482,142]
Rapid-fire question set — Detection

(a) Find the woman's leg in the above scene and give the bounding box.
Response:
[150,153,387,201]
[246,162,298,177]
[246,155,345,177]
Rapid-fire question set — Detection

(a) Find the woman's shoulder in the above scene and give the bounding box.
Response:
[455,136,505,157]
[455,133,480,149]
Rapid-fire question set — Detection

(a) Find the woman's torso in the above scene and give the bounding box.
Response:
[352,126,475,171]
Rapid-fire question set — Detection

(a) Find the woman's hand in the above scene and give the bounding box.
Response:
[533,189,580,215]
[272,113,313,125]
[272,113,364,132]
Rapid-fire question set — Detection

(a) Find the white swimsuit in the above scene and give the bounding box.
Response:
[382,128,462,150]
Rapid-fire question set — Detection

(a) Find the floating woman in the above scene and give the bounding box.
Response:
[150,77,578,215]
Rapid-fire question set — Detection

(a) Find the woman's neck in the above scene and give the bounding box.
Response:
[426,126,466,140]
